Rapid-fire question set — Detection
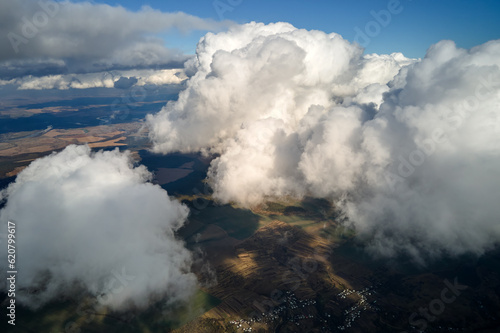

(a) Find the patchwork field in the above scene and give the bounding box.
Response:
[0,122,148,178]
[1,138,500,333]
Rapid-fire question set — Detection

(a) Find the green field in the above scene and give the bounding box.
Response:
[186,202,261,240]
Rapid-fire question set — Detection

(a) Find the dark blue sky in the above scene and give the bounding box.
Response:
[91,0,500,58]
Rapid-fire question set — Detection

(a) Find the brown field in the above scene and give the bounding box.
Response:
[0,122,146,178]
[0,106,80,118]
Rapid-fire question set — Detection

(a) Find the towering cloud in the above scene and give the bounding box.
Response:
[0,145,196,310]
[147,22,500,262]
[147,22,411,153]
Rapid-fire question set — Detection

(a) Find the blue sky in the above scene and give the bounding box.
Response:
[91,0,500,58]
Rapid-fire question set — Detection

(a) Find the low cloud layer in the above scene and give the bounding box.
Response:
[0,68,187,90]
[0,0,233,79]
[0,145,196,310]
[147,22,500,262]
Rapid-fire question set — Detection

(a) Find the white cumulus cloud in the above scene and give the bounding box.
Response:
[0,145,196,310]
[146,22,500,262]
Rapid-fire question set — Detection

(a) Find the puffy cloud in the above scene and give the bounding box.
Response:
[147,22,411,153]
[0,0,234,79]
[0,145,196,310]
[345,40,500,260]
[146,22,500,262]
